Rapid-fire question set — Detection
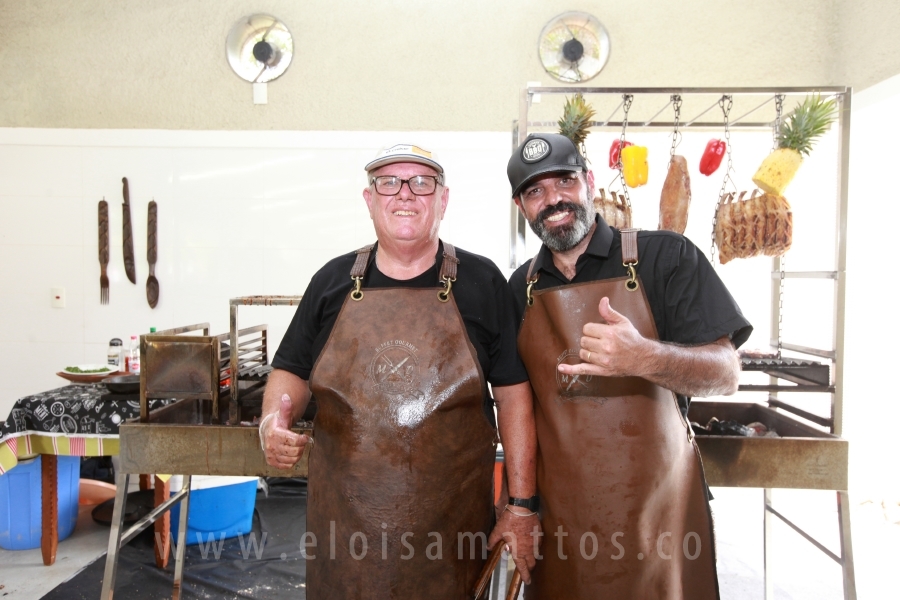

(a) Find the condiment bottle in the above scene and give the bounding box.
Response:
[107,338,123,368]
[128,335,141,374]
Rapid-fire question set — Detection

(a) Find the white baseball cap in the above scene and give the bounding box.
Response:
[364,143,444,174]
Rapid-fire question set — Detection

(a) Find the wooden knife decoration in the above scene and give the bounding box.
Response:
[122,177,136,284]
[146,201,159,308]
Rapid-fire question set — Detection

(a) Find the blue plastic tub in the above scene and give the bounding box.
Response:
[169,476,258,546]
[0,455,81,550]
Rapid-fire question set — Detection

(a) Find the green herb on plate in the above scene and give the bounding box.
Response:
[64,366,112,374]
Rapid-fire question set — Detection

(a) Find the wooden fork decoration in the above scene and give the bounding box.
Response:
[98,199,110,304]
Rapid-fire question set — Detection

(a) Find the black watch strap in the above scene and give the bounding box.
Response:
[508,495,539,512]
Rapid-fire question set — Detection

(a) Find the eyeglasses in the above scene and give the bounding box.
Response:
[370,175,442,196]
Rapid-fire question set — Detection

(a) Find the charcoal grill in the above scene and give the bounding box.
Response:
[101,296,307,599]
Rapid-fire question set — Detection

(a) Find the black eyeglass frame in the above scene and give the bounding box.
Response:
[369,175,444,196]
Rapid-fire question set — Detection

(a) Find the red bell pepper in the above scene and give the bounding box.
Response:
[609,139,633,169]
[699,139,726,176]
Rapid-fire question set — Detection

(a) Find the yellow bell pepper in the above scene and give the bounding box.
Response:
[621,145,648,188]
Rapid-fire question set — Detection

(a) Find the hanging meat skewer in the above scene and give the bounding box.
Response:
[659,155,691,234]
[594,189,632,229]
[714,190,792,264]
[658,96,692,235]
[711,95,794,264]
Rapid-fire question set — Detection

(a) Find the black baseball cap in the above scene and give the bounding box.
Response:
[507,133,587,198]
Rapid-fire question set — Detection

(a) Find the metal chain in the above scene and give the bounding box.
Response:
[710,95,733,264]
[772,94,785,152]
[615,94,634,208]
[668,95,682,169]
[772,95,785,358]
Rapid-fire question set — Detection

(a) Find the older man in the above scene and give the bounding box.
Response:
[507,133,752,599]
[260,144,539,599]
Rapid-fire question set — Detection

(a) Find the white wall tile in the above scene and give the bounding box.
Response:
[0,195,84,246]
[0,145,83,197]
[0,245,85,343]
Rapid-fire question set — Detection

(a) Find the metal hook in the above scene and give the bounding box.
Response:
[437,276,455,303]
[624,262,639,292]
[350,277,364,301]
[525,275,539,307]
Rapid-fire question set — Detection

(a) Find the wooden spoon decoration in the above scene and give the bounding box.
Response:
[146,200,159,308]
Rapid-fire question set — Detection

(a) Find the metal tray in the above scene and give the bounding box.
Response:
[118,396,312,478]
[689,401,847,490]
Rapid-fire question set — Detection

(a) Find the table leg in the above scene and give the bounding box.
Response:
[140,474,151,490]
[41,454,59,566]
[154,475,171,568]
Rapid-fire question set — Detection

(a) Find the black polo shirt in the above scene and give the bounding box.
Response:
[510,215,752,346]
[273,241,529,418]
[509,215,752,412]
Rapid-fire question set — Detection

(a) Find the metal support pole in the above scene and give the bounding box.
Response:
[837,491,858,599]
[101,472,131,599]
[229,302,240,424]
[172,475,192,600]
[763,488,774,600]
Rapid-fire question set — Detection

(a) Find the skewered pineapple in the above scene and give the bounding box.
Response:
[558,93,596,158]
[752,95,837,195]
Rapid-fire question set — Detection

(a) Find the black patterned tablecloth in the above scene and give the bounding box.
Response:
[0,384,175,474]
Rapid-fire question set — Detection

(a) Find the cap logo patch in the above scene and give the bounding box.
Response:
[522,139,550,163]
[382,144,432,159]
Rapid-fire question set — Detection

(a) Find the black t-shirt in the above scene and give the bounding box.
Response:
[273,241,529,417]
[509,215,753,412]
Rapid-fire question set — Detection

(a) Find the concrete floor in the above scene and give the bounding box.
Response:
[0,486,897,598]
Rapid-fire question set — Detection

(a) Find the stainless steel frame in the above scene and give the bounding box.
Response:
[511,86,855,599]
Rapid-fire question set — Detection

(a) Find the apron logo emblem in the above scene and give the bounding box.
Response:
[556,349,604,401]
[369,340,419,395]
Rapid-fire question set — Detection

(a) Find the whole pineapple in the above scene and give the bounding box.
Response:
[752,94,838,195]
[558,93,596,161]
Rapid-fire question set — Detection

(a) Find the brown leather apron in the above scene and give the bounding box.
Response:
[307,243,496,600]
[518,230,719,600]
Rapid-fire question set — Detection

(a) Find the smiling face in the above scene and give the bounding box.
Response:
[363,162,448,246]
[515,170,595,252]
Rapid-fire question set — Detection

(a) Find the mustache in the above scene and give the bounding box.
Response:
[538,201,586,222]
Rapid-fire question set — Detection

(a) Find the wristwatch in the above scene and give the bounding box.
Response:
[508,495,540,512]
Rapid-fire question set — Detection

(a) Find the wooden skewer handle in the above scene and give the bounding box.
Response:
[506,570,523,600]
[472,543,505,599]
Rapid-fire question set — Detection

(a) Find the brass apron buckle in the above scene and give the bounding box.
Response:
[624,260,639,292]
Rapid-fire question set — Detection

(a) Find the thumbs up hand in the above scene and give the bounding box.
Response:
[276,393,293,429]
[556,297,650,379]
[261,393,311,469]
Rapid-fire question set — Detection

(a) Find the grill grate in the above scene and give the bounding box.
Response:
[740,356,831,388]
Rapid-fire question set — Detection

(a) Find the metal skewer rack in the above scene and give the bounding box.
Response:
[512,86,855,599]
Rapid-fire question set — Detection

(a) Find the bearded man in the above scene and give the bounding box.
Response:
[506,133,752,599]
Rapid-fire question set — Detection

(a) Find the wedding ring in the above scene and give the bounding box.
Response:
[586,351,592,361]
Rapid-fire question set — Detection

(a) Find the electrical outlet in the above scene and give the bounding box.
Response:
[51,287,66,308]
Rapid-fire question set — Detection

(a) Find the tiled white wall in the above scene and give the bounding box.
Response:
[0,130,515,417]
